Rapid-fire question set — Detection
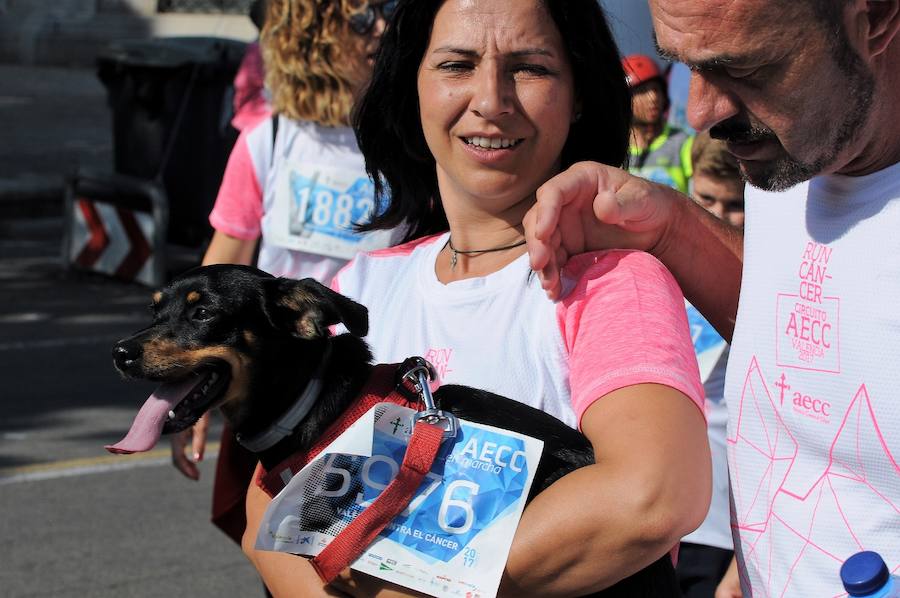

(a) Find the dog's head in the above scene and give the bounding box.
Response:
[106,264,368,454]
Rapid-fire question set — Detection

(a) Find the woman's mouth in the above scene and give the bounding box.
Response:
[463,136,524,150]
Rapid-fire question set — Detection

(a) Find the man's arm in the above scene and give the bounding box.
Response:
[500,383,711,596]
[524,161,742,340]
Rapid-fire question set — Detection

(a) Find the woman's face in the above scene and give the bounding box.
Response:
[416,0,577,215]
[340,2,390,92]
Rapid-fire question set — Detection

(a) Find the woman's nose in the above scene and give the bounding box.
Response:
[470,63,513,120]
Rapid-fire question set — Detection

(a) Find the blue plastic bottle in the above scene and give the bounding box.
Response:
[841,551,900,598]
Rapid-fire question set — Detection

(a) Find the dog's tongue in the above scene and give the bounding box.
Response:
[105,375,200,454]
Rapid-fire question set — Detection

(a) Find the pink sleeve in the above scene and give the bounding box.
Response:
[232,41,265,114]
[558,250,705,427]
[208,128,265,240]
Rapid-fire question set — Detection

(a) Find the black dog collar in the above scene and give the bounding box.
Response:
[235,342,333,453]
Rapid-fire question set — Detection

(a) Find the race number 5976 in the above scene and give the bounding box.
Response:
[315,453,480,535]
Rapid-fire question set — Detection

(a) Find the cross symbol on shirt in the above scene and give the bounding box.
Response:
[775,373,791,405]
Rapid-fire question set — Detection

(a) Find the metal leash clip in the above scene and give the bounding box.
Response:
[401,357,458,440]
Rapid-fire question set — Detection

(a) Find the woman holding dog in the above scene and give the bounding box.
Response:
[242,0,712,595]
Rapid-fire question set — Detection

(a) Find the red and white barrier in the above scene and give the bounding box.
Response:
[68,198,155,285]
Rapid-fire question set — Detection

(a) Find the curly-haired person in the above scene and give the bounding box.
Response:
[169,0,402,541]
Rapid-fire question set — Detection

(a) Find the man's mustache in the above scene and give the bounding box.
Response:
[710,120,778,145]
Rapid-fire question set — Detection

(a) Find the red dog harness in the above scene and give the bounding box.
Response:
[254,363,446,583]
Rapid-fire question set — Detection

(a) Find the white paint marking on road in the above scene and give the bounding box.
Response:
[0,443,221,485]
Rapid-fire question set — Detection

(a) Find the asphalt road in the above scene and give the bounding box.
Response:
[0,216,262,597]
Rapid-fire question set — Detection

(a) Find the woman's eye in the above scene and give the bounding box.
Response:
[437,61,472,73]
[512,64,551,77]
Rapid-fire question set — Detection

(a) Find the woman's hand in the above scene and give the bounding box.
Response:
[170,230,257,479]
[243,478,349,597]
[170,413,209,480]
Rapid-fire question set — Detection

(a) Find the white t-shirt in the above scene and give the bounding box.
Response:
[209,116,398,281]
[726,161,900,595]
[333,232,705,429]
[682,302,732,551]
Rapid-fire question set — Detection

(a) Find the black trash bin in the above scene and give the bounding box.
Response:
[97,37,246,247]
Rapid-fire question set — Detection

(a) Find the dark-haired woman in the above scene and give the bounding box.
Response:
[243,1,711,596]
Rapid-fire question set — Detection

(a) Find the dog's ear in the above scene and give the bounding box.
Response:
[263,278,369,339]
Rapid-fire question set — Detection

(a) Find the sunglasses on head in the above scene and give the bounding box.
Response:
[348,0,399,35]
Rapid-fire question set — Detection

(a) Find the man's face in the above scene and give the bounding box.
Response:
[631,79,667,126]
[650,0,875,191]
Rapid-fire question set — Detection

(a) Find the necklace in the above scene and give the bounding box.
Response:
[446,236,527,270]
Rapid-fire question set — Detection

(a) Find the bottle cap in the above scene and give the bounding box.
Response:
[841,551,891,595]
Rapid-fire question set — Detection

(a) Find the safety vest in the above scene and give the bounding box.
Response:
[628,124,694,194]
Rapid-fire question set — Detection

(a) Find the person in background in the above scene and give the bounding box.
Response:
[169,0,399,546]
[230,0,271,132]
[524,0,900,594]
[623,53,693,195]
[241,1,711,596]
[689,132,745,229]
[678,131,745,598]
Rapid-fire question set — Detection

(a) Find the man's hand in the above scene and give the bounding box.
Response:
[524,161,681,300]
[170,413,210,480]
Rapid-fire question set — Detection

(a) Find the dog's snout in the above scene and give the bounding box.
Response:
[113,341,142,371]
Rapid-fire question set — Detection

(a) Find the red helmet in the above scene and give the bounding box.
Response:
[622,54,663,88]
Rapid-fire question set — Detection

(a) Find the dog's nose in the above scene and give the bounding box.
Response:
[112,341,142,371]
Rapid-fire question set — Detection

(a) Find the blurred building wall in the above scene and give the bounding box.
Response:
[0,0,256,66]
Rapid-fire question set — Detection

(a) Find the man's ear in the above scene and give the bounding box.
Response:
[858,0,900,58]
[263,278,369,339]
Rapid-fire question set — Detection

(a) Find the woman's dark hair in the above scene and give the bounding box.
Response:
[353,0,632,241]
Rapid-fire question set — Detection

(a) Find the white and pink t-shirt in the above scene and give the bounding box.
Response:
[210,116,399,281]
[726,161,900,596]
[333,232,704,429]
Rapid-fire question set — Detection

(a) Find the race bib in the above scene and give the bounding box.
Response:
[686,301,728,382]
[268,161,393,260]
[256,402,544,598]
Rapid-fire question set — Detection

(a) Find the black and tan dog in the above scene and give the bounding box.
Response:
[108,264,680,597]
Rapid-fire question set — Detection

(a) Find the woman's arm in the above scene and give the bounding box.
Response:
[243,480,352,597]
[243,481,427,597]
[500,383,711,596]
[201,230,258,266]
[240,386,709,598]
[170,230,258,479]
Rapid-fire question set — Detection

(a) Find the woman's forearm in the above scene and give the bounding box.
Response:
[500,385,711,596]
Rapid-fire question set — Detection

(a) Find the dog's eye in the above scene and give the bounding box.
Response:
[191,307,213,322]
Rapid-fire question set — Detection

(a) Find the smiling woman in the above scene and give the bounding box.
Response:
[241,1,712,596]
